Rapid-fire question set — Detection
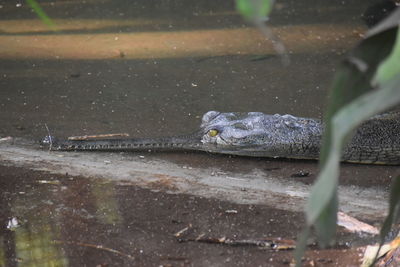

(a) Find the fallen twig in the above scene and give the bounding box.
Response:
[177,235,296,250]
[54,240,135,260]
[68,133,130,140]
[174,224,193,237]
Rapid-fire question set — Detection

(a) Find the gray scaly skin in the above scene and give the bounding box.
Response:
[42,111,400,165]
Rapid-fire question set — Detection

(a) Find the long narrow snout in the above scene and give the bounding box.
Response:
[41,132,204,152]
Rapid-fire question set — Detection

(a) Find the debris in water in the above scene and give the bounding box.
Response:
[174,224,193,238]
[177,234,296,250]
[37,180,61,185]
[225,209,238,214]
[362,236,400,267]
[7,217,19,230]
[337,211,379,235]
[68,133,130,141]
[54,240,135,260]
[290,171,310,178]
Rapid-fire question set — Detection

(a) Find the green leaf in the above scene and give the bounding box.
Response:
[374,27,400,84]
[294,227,310,267]
[298,7,400,261]
[313,194,338,247]
[235,0,273,22]
[308,64,400,241]
[378,175,400,250]
[26,0,57,31]
[381,175,400,236]
[308,71,400,227]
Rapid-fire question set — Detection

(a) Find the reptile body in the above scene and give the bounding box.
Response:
[42,111,400,165]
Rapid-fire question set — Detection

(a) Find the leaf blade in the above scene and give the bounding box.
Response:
[26,0,58,31]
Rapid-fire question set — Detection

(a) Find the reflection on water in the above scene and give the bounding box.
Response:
[0,169,128,266]
[92,181,122,225]
[10,180,69,267]
[14,224,68,267]
[0,166,323,266]
[1,177,69,267]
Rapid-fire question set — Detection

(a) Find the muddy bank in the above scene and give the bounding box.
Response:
[0,139,393,222]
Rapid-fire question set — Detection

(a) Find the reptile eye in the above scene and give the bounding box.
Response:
[208,129,219,137]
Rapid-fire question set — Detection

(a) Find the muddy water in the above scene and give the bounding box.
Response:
[0,0,396,266]
[1,165,367,267]
[0,0,368,141]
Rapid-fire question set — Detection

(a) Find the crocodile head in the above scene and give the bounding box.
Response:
[200,111,266,146]
[198,111,322,157]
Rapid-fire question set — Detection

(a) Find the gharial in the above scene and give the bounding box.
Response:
[41,111,400,165]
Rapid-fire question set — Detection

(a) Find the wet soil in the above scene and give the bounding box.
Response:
[0,165,364,267]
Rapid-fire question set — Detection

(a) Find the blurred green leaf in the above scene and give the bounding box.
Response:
[293,226,310,266]
[26,0,57,31]
[374,27,400,84]
[376,176,400,260]
[362,175,400,266]
[296,8,400,266]
[235,0,273,22]
[235,0,289,65]
[313,194,338,246]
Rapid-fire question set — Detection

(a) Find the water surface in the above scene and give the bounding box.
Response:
[0,0,395,266]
